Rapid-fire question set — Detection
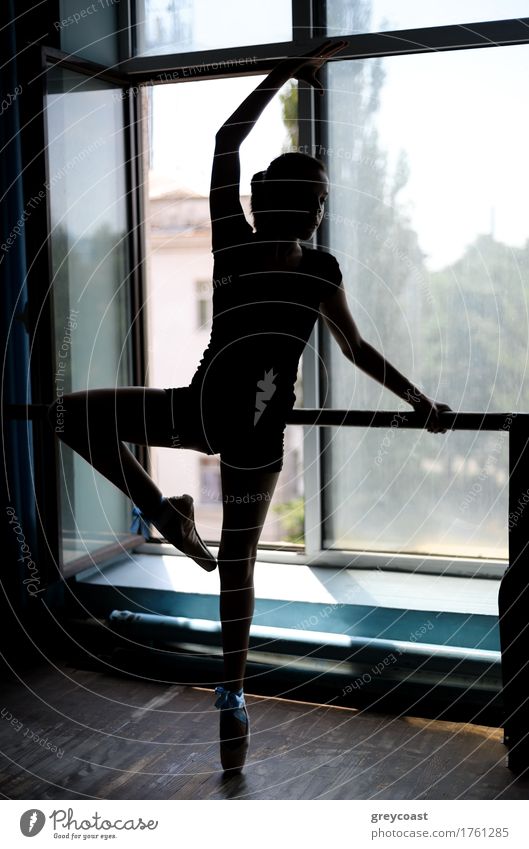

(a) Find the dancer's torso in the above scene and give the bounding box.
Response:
[189,237,342,435]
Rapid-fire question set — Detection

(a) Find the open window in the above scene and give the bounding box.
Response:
[36,1,529,581]
[39,48,147,576]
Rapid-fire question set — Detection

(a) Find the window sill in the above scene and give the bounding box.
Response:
[138,540,507,579]
[74,542,500,647]
[71,545,502,720]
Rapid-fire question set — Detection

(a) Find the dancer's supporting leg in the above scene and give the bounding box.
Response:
[213,460,280,770]
[217,461,281,692]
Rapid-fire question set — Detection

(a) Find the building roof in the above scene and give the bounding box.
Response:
[148,171,205,201]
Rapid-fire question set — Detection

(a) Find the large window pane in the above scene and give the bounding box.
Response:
[136,0,292,57]
[46,68,133,567]
[327,0,529,36]
[145,76,304,544]
[322,47,529,559]
[58,0,120,65]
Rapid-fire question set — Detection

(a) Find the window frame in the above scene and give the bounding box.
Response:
[37,46,149,577]
[47,3,529,579]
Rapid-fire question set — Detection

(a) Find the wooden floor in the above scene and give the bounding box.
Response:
[1,662,528,800]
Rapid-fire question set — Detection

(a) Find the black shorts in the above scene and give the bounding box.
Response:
[163,386,285,473]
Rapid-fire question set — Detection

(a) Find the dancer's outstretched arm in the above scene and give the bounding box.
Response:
[320,284,451,432]
[210,39,347,252]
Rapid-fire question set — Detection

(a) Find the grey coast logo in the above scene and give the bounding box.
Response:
[254,368,277,425]
[20,809,45,836]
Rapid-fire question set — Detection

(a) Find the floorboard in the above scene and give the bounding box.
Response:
[0,662,528,800]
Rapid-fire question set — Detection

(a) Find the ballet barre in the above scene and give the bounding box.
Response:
[287,407,529,774]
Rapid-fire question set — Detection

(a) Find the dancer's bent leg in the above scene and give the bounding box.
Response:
[47,387,216,570]
[47,388,176,519]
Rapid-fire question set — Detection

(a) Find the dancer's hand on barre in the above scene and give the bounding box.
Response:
[409,394,452,434]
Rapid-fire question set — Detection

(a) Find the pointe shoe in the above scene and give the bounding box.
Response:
[151,494,217,572]
[214,686,250,773]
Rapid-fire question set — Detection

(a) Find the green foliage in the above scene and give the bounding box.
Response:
[279,82,298,150]
[272,497,305,544]
[424,234,529,413]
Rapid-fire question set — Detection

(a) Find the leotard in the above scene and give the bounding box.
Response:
[165,231,342,472]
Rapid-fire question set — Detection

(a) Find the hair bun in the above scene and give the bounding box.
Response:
[251,169,267,183]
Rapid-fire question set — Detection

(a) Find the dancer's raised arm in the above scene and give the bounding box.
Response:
[209,39,347,254]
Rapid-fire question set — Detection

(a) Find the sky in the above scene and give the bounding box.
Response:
[372,42,529,269]
[151,75,288,197]
[327,0,529,34]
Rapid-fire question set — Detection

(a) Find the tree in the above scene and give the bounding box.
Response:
[280,81,298,150]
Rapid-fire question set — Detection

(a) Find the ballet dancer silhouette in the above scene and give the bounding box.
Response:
[47,39,450,773]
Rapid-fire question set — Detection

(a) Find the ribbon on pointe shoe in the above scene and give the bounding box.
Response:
[214,686,247,724]
[130,505,151,539]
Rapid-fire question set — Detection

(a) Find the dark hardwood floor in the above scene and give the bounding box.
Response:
[1,661,528,800]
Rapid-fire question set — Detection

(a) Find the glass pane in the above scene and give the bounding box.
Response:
[145,76,305,544]
[323,430,509,559]
[327,0,529,35]
[135,0,292,56]
[323,47,529,560]
[46,68,132,567]
[58,0,120,65]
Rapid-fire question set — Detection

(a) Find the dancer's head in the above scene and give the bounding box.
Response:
[251,152,328,240]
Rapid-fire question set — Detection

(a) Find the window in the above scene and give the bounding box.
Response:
[47,3,529,574]
[135,0,292,56]
[45,67,134,569]
[321,46,529,562]
[327,0,529,36]
[144,76,305,545]
[196,280,212,328]
[58,0,121,64]
[327,0,528,36]
[199,456,222,503]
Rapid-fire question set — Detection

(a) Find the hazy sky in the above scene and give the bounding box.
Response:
[152,74,288,195]
[327,0,529,34]
[372,43,529,269]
